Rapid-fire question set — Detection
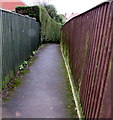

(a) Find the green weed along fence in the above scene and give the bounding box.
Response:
[1,9,40,88]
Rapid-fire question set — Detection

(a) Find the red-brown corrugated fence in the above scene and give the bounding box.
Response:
[61,1,113,118]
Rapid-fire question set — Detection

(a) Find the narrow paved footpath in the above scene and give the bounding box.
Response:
[3,44,71,118]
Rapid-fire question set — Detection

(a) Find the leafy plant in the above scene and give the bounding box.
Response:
[32,51,36,55]
[23,61,28,66]
[19,64,24,70]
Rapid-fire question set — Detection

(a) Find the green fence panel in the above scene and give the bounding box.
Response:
[0,10,3,89]
[1,9,40,88]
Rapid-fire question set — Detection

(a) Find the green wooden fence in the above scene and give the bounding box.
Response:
[0,10,2,90]
[0,9,40,88]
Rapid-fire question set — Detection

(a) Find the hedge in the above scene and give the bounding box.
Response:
[16,6,61,43]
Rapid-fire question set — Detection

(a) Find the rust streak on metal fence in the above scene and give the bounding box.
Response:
[61,1,113,118]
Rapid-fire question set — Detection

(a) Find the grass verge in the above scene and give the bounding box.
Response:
[61,46,84,119]
[63,68,78,118]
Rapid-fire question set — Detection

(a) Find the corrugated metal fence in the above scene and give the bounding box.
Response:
[61,1,112,118]
[1,9,40,88]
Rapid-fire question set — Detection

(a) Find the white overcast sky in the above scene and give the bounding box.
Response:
[22,0,106,16]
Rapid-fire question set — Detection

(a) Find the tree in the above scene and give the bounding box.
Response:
[55,14,65,24]
[43,4,57,19]
[43,4,65,24]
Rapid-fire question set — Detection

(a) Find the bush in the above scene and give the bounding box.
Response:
[16,6,61,43]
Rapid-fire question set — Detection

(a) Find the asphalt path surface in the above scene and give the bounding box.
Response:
[2,44,71,118]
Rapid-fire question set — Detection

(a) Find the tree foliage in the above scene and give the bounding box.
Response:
[16,6,61,43]
[43,4,65,24]
[43,4,57,19]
